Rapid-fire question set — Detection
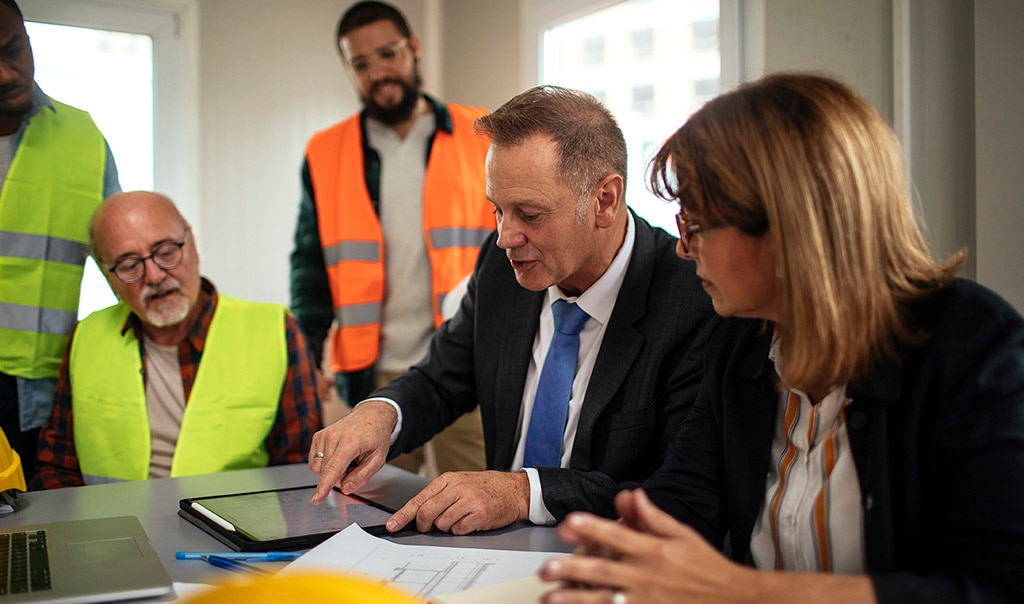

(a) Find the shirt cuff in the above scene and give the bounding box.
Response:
[356,398,403,446]
[523,467,556,526]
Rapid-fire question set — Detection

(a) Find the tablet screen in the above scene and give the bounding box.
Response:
[192,486,393,542]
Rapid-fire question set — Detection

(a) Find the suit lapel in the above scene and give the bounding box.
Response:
[728,330,778,549]
[570,214,653,469]
[492,284,544,469]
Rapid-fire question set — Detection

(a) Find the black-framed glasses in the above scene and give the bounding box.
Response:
[105,229,189,284]
[675,211,707,254]
[346,38,410,76]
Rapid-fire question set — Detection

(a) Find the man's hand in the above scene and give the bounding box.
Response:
[385,471,531,535]
[308,400,397,504]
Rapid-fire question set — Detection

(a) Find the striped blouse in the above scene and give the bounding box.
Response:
[748,338,866,573]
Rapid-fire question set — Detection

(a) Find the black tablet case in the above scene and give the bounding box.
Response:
[178,485,395,552]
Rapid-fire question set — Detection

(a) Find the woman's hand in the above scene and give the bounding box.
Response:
[539,489,876,604]
[538,489,757,604]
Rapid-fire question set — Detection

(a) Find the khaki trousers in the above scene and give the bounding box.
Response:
[375,371,486,479]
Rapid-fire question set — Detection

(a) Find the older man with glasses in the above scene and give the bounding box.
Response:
[32,191,321,489]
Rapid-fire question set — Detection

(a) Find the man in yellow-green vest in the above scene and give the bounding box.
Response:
[290,1,493,478]
[32,191,321,489]
[0,0,122,480]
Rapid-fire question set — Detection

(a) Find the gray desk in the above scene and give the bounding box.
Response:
[0,464,570,583]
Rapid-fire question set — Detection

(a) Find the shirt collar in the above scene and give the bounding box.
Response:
[545,210,635,326]
[424,93,453,134]
[13,84,54,136]
[30,84,53,114]
[119,277,219,351]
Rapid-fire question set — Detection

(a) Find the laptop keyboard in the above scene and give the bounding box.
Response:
[0,530,53,595]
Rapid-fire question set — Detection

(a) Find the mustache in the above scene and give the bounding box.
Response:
[140,277,182,304]
[370,79,405,94]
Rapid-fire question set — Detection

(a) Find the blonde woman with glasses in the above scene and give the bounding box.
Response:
[539,73,1024,604]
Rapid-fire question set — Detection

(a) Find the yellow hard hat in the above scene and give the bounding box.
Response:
[0,427,27,493]
[182,571,421,604]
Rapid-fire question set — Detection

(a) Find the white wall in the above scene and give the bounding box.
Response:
[975,0,1024,311]
[441,0,520,110]
[761,0,893,120]
[196,0,352,304]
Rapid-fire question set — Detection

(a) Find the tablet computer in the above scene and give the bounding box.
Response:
[178,485,395,551]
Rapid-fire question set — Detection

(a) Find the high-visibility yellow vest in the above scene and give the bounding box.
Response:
[305,104,494,373]
[0,427,26,492]
[70,296,287,483]
[0,100,106,380]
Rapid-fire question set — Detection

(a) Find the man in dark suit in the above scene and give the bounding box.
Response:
[308,86,713,534]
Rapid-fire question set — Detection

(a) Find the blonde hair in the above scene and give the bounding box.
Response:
[650,72,964,393]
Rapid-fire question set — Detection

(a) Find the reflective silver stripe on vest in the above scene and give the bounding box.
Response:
[0,231,88,266]
[323,240,379,268]
[82,474,128,485]
[335,302,381,328]
[0,302,78,336]
[429,227,493,250]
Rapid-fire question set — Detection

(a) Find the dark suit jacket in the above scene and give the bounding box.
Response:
[645,278,1024,603]
[375,212,714,519]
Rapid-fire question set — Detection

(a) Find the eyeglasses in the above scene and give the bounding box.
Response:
[675,211,709,254]
[105,230,189,284]
[346,39,410,76]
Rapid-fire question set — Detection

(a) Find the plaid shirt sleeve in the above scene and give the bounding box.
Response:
[31,328,85,490]
[265,312,322,465]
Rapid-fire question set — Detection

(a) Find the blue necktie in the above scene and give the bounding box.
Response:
[523,299,590,468]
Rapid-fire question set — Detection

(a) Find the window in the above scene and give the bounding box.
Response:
[582,35,606,66]
[22,1,196,319]
[537,0,724,233]
[26,21,153,317]
[26,23,154,193]
[632,84,655,117]
[631,27,654,59]
[694,77,720,102]
[693,18,718,51]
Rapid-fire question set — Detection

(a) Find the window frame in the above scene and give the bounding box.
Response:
[522,0,757,94]
[22,0,200,221]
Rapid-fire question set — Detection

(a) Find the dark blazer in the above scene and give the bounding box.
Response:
[375,212,714,519]
[645,278,1024,603]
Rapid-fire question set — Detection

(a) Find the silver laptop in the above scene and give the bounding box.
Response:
[0,516,173,603]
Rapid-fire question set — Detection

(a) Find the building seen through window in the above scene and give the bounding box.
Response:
[542,0,720,233]
[631,27,654,59]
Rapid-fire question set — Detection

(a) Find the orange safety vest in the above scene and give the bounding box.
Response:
[306,104,494,373]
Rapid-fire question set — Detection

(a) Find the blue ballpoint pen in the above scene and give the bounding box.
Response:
[204,555,273,575]
[176,551,302,561]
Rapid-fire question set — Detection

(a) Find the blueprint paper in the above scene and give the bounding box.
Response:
[282,524,565,598]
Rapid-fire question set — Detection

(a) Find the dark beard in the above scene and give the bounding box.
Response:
[362,70,423,126]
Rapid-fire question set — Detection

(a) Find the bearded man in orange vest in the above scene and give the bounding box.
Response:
[290,1,493,478]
